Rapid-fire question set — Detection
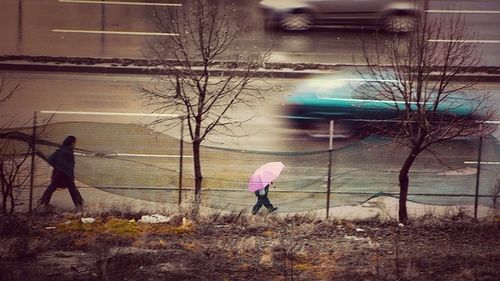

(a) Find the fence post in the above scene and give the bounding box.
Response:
[326,120,334,219]
[29,111,37,214]
[474,125,483,220]
[178,117,184,205]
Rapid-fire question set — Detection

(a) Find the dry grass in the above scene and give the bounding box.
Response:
[0,209,498,281]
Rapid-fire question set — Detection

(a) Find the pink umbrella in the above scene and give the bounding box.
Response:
[248,162,285,192]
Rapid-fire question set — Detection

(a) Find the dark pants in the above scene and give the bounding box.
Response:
[252,195,274,214]
[40,172,83,207]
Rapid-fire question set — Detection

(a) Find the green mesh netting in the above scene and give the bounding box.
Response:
[2,121,499,211]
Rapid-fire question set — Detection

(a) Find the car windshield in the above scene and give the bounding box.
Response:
[351,80,478,110]
[295,76,355,99]
[351,82,405,102]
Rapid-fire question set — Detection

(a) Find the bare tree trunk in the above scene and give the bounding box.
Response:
[8,187,14,215]
[1,190,6,214]
[192,138,203,218]
[192,139,203,197]
[0,162,7,214]
[398,150,418,223]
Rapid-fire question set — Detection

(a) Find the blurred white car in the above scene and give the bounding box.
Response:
[260,0,422,32]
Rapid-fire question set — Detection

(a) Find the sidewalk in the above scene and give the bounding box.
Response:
[28,184,498,221]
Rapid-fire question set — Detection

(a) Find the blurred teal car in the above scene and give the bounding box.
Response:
[283,73,482,136]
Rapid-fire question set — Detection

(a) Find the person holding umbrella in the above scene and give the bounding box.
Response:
[252,181,278,215]
[248,162,285,215]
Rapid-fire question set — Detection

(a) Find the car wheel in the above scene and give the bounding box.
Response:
[385,14,416,33]
[280,12,313,31]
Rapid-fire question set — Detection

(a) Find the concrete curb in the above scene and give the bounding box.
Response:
[0,61,328,79]
[1,55,500,82]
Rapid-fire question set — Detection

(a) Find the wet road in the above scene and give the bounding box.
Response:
[2,70,499,149]
[1,0,499,65]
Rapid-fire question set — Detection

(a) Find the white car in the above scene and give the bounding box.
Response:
[260,0,422,32]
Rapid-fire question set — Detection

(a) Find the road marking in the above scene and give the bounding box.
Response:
[426,10,500,14]
[464,161,500,165]
[75,152,192,158]
[40,110,181,118]
[52,29,178,36]
[428,39,500,44]
[115,153,192,158]
[59,0,182,7]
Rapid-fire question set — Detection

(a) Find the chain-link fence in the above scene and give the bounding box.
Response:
[2,111,499,216]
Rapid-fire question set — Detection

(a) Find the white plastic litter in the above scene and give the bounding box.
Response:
[344,235,370,242]
[139,214,171,224]
[81,218,95,224]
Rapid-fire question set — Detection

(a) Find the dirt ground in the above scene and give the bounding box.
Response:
[0,207,499,281]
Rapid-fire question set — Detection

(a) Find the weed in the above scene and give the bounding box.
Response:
[103,217,141,237]
[0,215,36,260]
[2,209,498,280]
[141,219,193,236]
[0,214,32,237]
[88,204,150,221]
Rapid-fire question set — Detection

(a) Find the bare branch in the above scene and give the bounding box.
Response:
[139,0,269,198]
[358,6,496,223]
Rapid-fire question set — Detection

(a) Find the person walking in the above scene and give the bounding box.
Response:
[252,182,278,215]
[39,135,84,210]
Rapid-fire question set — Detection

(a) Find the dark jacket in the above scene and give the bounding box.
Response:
[47,145,75,180]
[255,185,269,197]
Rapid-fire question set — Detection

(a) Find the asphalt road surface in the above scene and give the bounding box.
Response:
[2,70,499,147]
[1,71,499,211]
[1,0,499,66]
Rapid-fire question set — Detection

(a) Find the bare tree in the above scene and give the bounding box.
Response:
[0,79,29,215]
[0,78,53,215]
[359,10,496,222]
[139,0,268,207]
[0,138,32,215]
[0,79,19,105]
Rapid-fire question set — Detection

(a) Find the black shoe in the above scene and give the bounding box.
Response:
[35,203,54,213]
[75,204,84,212]
[269,207,278,213]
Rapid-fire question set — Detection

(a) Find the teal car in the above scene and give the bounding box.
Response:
[283,73,481,136]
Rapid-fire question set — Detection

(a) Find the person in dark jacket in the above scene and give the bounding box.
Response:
[39,135,84,210]
[252,182,278,215]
